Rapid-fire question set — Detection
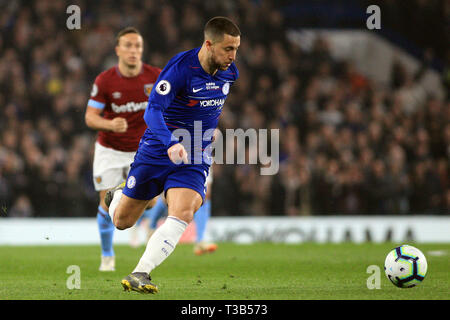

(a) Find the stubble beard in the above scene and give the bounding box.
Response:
[208,54,229,73]
[125,61,137,69]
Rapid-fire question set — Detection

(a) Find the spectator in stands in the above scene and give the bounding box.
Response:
[0,0,448,218]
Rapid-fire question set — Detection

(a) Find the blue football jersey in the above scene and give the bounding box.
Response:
[137,47,239,165]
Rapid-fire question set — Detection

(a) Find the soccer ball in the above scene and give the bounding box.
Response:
[384,245,427,288]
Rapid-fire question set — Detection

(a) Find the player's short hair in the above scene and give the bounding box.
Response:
[204,17,241,43]
[116,27,142,45]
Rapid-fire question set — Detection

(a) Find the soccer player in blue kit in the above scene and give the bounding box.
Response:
[105,16,240,293]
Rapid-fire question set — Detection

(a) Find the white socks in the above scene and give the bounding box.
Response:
[108,190,188,275]
[133,216,188,274]
[108,189,122,223]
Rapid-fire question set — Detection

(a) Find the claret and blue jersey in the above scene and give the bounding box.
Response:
[137,47,239,165]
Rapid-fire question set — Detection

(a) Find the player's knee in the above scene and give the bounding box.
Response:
[113,214,134,230]
[115,219,133,230]
[171,208,194,224]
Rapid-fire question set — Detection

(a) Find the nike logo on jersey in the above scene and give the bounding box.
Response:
[192,87,203,93]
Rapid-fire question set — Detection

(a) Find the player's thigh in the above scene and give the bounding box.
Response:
[165,188,203,223]
[164,165,209,222]
[114,193,150,229]
[118,162,169,227]
[146,195,160,209]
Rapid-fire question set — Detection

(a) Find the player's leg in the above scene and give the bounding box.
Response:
[128,208,149,248]
[93,142,135,271]
[128,218,143,248]
[108,190,151,230]
[129,196,159,248]
[194,201,210,243]
[193,196,217,255]
[130,188,201,271]
[97,190,116,271]
[120,165,206,293]
[106,162,167,230]
[146,195,169,239]
[192,173,217,255]
[122,188,201,294]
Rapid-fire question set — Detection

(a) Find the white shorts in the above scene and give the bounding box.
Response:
[92,142,136,191]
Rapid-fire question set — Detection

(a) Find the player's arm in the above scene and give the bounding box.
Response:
[85,79,128,133]
[144,106,187,164]
[144,62,188,164]
[85,106,128,133]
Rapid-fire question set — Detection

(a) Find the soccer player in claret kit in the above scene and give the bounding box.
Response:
[85,27,161,271]
[105,16,241,293]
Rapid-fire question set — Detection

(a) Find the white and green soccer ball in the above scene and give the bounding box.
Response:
[384,245,428,288]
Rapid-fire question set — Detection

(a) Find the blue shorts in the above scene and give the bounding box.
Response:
[122,160,210,203]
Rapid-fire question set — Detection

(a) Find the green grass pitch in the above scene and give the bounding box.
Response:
[0,243,448,300]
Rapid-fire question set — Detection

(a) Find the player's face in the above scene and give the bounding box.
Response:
[116,33,143,68]
[210,34,240,71]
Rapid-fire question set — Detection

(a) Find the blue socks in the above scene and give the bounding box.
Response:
[137,207,151,226]
[97,206,115,257]
[148,197,168,229]
[194,199,211,242]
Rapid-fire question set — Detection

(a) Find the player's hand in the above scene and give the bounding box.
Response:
[211,128,221,143]
[168,143,188,164]
[110,117,128,133]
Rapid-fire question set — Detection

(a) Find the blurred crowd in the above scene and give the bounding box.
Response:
[0,0,448,217]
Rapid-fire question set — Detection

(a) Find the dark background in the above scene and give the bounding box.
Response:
[0,0,448,218]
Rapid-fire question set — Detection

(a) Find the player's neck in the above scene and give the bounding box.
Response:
[117,61,142,78]
[198,46,218,76]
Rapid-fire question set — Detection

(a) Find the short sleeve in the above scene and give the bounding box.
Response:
[87,75,107,110]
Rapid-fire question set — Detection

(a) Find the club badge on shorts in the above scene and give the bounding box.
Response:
[127,176,136,189]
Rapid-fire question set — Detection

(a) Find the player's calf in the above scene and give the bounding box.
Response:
[114,214,136,230]
[113,196,149,230]
[105,183,150,230]
[166,188,202,224]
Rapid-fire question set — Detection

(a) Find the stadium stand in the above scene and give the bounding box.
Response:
[0,0,448,217]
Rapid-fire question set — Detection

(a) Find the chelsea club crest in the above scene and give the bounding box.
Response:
[222,82,230,95]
